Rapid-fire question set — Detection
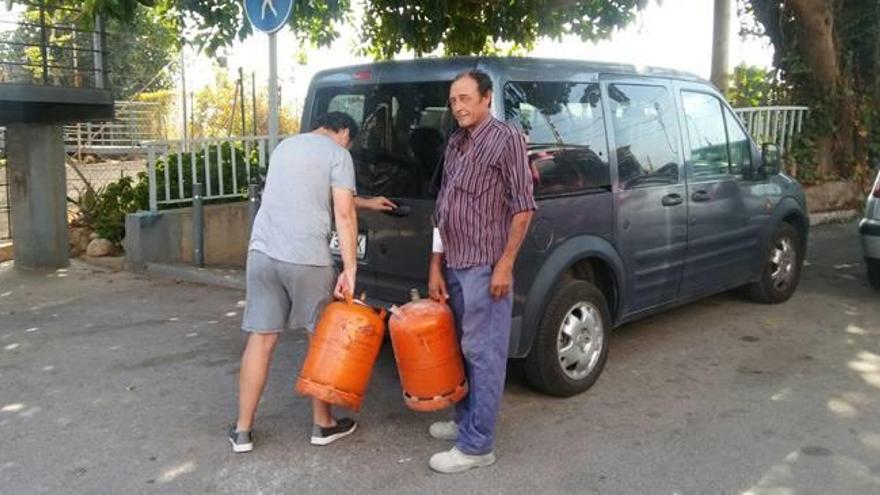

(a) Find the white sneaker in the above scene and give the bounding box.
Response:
[429,446,496,474]
[428,420,458,441]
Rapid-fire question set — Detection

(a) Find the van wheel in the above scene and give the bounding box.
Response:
[524,279,610,397]
[746,222,802,304]
[867,259,880,290]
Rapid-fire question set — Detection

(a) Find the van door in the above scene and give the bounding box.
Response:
[603,78,688,314]
[675,82,763,296]
[313,82,454,303]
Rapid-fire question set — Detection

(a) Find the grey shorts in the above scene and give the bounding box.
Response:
[241,250,336,333]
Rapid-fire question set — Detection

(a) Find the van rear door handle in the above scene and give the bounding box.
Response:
[691,190,711,202]
[661,193,683,207]
[383,204,411,217]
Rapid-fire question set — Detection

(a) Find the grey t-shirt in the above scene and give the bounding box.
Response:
[249,133,356,266]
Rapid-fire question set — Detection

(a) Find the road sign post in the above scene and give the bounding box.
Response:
[244,0,293,156]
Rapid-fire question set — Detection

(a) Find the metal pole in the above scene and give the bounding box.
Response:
[268,32,279,154]
[192,182,204,267]
[147,146,157,212]
[239,67,247,136]
[39,1,48,84]
[251,72,257,136]
[93,14,104,89]
[180,45,188,148]
[190,91,194,142]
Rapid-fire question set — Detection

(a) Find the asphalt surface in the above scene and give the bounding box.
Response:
[1,221,878,494]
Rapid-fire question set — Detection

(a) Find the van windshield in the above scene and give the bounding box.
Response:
[312,83,454,199]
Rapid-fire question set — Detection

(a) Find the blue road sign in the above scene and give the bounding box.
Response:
[244,0,293,34]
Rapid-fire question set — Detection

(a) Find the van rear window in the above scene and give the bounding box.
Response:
[313,83,454,199]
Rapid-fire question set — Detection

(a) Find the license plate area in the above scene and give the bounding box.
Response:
[329,231,367,260]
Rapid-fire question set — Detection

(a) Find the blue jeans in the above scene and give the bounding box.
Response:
[446,265,513,455]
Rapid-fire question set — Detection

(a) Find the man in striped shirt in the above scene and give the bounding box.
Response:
[427,70,537,474]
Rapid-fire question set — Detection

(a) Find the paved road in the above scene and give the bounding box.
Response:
[1,222,878,494]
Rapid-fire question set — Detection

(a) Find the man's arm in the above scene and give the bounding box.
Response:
[490,211,533,299]
[490,128,537,299]
[354,195,397,211]
[332,187,357,300]
[429,231,449,301]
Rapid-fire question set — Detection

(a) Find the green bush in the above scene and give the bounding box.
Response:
[72,175,148,245]
[151,141,263,206]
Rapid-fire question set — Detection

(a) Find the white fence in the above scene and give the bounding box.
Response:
[144,136,289,212]
[733,106,809,156]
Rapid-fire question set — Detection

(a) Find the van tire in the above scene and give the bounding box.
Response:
[524,280,610,397]
[867,259,880,290]
[746,222,802,304]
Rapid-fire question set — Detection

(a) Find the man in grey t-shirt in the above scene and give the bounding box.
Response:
[229,112,394,453]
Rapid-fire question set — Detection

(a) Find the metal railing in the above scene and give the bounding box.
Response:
[733,106,809,156]
[0,1,108,90]
[0,101,162,155]
[64,101,163,153]
[144,136,286,212]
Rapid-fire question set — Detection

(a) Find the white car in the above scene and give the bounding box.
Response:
[860,167,880,289]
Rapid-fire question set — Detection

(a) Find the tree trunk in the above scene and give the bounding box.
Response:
[788,0,842,176]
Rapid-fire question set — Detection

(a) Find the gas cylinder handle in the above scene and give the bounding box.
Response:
[409,288,421,302]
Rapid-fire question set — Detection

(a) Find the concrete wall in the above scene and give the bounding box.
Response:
[126,202,249,268]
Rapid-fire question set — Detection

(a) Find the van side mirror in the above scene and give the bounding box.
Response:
[761,143,781,176]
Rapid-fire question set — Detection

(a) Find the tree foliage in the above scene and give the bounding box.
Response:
[71,0,648,59]
[189,67,299,139]
[0,1,178,99]
[741,0,880,180]
[361,1,648,58]
[725,64,785,108]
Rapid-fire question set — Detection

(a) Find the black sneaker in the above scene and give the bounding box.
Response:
[310,417,358,446]
[228,426,253,453]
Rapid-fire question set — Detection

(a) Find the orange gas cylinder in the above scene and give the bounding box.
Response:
[389,289,468,412]
[295,297,387,412]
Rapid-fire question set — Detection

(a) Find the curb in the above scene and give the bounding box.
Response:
[810,209,859,226]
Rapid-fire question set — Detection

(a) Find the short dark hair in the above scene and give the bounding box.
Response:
[313,111,359,140]
[453,70,493,97]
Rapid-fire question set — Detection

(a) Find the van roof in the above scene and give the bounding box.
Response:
[310,56,706,86]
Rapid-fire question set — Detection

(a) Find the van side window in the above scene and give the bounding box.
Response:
[681,91,731,179]
[314,83,452,199]
[504,82,610,197]
[723,107,752,177]
[608,84,681,189]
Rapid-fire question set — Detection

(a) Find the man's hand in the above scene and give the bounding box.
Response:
[333,268,356,301]
[490,259,514,300]
[356,196,397,212]
[428,254,449,302]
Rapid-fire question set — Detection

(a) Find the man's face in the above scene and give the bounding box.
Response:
[449,76,491,130]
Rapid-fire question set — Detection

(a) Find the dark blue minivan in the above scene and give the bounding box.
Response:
[303,57,809,397]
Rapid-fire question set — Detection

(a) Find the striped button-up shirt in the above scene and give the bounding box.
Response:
[434,116,537,269]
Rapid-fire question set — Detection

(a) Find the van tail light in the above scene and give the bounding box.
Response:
[353,70,372,81]
[873,181,880,198]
